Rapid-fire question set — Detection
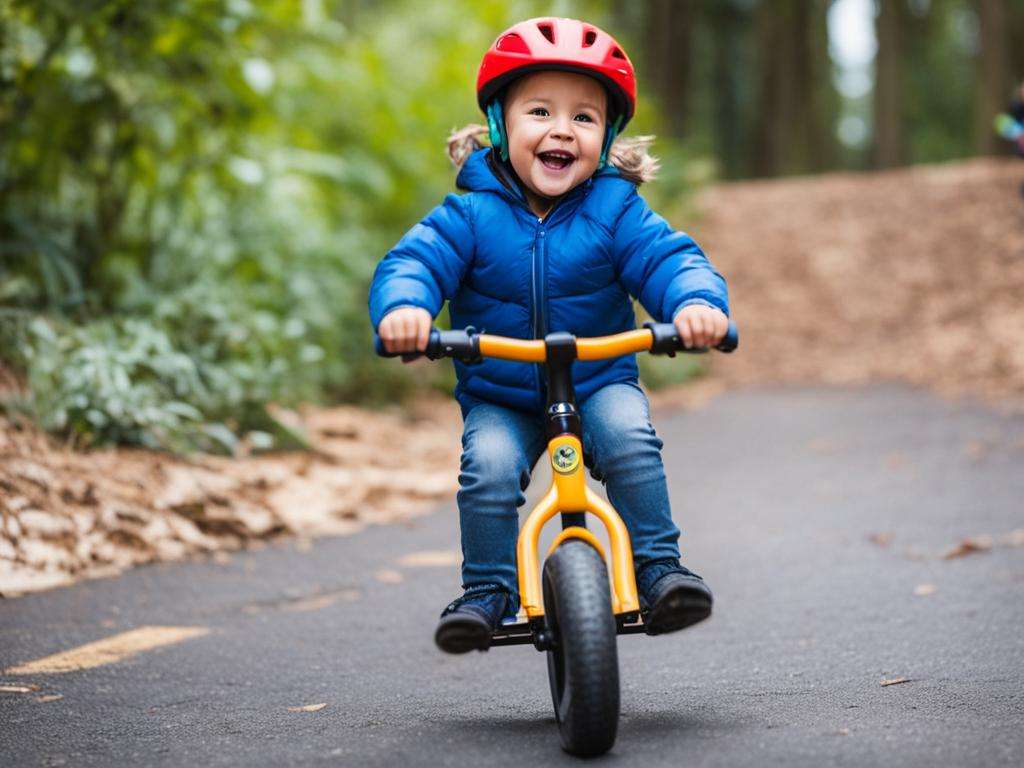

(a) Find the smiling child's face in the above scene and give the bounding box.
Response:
[503,71,608,215]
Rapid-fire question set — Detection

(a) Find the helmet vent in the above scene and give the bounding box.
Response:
[496,33,530,54]
[536,22,555,44]
[610,47,626,60]
[582,29,597,47]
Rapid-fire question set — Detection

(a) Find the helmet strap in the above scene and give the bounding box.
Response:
[486,100,509,162]
[598,115,623,169]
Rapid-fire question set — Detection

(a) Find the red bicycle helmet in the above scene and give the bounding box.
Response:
[476,17,637,127]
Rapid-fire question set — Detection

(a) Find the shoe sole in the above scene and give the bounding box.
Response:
[644,585,712,635]
[435,615,492,654]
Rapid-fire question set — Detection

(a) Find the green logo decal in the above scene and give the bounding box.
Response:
[552,445,580,474]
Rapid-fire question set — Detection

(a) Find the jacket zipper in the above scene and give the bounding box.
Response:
[529,221,545,402]
[533,225,548,338]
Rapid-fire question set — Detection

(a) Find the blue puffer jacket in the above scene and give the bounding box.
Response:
[368,148,729,416]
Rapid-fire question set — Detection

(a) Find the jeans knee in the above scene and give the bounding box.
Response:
[588,420,663,478]
[458,434,529,501]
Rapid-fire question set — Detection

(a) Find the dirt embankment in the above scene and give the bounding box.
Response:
[695,157,1024,405]
[3,157,1023,596]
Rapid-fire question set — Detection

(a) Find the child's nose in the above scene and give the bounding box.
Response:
[550,117,575,141]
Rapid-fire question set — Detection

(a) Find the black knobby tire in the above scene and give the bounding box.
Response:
[542,539,620,757]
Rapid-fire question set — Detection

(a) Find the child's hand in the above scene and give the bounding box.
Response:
[673,304,729,349]
[378,307,432,360]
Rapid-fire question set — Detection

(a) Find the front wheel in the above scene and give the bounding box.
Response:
[542,539,620,757]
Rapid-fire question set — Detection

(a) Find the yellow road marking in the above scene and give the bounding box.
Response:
[4,626,210,675]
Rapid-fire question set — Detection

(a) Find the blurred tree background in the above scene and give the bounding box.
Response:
[1,0,1021,451]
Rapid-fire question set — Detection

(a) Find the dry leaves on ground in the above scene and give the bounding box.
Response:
[1,398,461,597]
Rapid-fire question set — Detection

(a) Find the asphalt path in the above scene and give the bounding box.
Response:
[2,385,1023,767]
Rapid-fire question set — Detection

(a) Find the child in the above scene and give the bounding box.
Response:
[368,17,730,653]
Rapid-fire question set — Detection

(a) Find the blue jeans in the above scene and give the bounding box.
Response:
[457,381,681,610]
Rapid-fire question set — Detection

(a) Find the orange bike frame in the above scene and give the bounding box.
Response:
[479,330,657,619]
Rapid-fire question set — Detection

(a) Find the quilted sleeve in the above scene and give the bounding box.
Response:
[610,188,729,322]
[368,193,475,330]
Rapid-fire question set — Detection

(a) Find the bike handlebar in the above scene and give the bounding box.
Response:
[375,321,738,363]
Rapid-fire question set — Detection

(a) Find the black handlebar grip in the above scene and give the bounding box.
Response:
[373,331,436,361]
[375,328,482,364]
[644,320,739,355]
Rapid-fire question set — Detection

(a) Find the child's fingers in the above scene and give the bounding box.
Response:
[401,314,419,352]
[689,313,706,348]
[379,317,398,352]
[676,316,694,348]
[416,316,431,351]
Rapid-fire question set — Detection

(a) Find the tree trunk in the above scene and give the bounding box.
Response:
[873,0,906,168]
[644,0,696,139]
[753,0,834,176]
[708,1,745,178]
[974,0,1012,155]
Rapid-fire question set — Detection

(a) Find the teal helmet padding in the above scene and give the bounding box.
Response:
[598,114,623,169]
[486,100,509,162]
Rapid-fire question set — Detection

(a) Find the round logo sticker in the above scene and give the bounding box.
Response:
[552,445,580,474]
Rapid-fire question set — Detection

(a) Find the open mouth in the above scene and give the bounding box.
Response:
[537,150,576,171]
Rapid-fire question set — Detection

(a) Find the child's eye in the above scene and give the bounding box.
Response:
[574,113,594,123]
[529,107,549,117]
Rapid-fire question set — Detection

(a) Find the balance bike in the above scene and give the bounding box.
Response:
[379,321,737,756]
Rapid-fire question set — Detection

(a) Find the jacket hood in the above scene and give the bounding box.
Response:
[455,148,521,199]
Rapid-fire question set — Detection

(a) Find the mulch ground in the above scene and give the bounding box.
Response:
[695,157,1024,406]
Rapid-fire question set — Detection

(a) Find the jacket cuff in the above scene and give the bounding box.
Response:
[671,297,728,321]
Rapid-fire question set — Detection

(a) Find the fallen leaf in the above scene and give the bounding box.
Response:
[913,584,936,596]
[880,677,911,687]
[900,547,930,562]
[885,452,908,469]
[397,550,460,567]
[963,441,987,460]
[1000,529,1024,548]
[868,532,894,547]
[288,703,327,712]
[374,569,404,584]
[942,536,993,560]
[35,694,63,703]
[0,683,40,693]
[283,589,359,612]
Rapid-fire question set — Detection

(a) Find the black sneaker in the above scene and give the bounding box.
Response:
[637,559,713,635]
[434,586,510,654]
